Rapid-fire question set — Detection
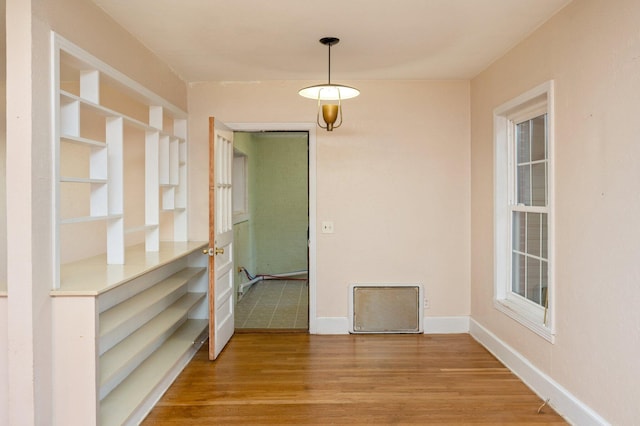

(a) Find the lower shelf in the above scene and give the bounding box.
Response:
[99,291,206,399]
[99,319,208,426]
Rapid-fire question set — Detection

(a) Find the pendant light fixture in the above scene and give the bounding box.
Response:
[299,37,359,131]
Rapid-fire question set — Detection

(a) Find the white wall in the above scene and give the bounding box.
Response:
[470,0,640,424]
[188,80,471,327]
[3,0,187,423]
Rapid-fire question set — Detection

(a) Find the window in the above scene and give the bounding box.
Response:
[494,81,554,342]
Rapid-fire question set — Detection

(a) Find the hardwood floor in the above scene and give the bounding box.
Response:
[142,333,567,425]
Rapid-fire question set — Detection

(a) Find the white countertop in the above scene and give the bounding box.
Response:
[53,241,208,296]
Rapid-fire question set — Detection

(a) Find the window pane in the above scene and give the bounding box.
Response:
[541,260,548,307]
[531,114,547,161]
[517,120,530,163]
[512,211,526,253]
[512,253,525,297]
[531,163,546,206]
[527,257,541,305]
[541,214,548,259]
[517,165,531,205]
[526,213,541,257]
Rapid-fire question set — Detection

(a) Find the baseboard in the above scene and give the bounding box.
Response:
[314,316,471,335]
[424,316,469,334]
[469,319,609,426]
[315,317,350,334]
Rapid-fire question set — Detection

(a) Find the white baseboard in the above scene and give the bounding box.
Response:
[470,319,609,426]
[315,317,350,334]
[424,316,469,334]
[313,316,471,335]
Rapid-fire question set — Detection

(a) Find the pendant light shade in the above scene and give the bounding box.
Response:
[298,83,360,101]
[299,37,359,131]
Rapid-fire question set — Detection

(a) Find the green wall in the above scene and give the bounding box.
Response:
[232,132,308,297]
[254,133,308,274]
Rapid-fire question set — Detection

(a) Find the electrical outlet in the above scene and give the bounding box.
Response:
[321,221,334,234]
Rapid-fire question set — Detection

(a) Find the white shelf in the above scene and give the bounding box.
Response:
[99,267,206,354]
[60,214,122,225]
[53,241,207,295]
[60,90,184,138]
[124,224,156,234]
[60,176,108,184]
[99,291,206,399]
[60,134,106,147]
[99,319,207,426]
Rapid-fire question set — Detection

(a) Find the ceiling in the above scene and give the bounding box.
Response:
[0,0,561,85]
[90,0,571,83]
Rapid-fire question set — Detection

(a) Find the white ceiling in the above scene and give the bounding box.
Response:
[91,0,572,83]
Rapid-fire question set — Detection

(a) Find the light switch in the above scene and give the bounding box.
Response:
[321,221,334,234]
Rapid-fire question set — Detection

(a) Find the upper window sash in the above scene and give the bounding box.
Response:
[508,103,547,124]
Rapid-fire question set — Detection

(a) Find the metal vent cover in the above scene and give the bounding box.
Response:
[350,284,423,333]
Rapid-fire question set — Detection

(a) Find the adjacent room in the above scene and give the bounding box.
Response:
[2,1,639,425]
[233,131,309,331]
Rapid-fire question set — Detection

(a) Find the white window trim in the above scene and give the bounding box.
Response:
[232,150,249,225]
[494,81,555,343]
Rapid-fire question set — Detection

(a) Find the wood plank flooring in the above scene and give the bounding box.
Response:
[142,333,567,425]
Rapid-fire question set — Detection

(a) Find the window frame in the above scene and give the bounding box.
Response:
[493,81,555,343]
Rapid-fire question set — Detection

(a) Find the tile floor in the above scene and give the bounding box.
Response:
[235,279,308,330]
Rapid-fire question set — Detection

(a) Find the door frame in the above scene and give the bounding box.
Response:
[228,122,317,333]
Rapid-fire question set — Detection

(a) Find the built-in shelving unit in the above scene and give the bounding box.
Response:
[54,37,189,274]
[50,34,207,426]
[52,242,208,426]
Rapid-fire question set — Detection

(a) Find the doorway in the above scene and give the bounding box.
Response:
[231,130,310,331]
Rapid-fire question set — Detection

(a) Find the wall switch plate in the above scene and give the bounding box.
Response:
[321,221,334,234]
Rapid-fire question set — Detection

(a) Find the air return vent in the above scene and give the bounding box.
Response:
[349,284,423,333]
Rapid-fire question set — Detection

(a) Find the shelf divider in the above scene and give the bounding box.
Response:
[145,130,160,252]
[107,116,124,264]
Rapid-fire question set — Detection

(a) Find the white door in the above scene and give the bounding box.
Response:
[208,117,234,360]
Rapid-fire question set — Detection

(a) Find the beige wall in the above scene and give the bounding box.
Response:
[34,0,186,110]
[0,296,6,426]
[4,0,187,423]
[10,0,638,423]
[0,79,7,426]
[0,82,5,290]
[188,80,471,320]
[470,0,640,423]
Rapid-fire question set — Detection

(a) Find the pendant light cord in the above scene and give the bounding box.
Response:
[327,43,331,84]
